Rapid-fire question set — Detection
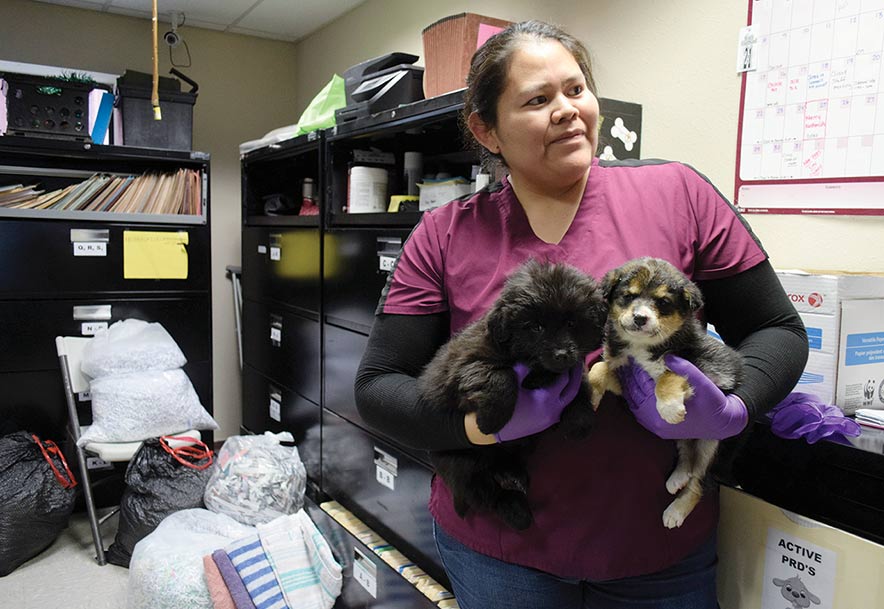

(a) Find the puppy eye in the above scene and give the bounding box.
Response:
[531,321,545,332]
[566,319,576,328]
[655,298,674,313]
[620,293,637,304]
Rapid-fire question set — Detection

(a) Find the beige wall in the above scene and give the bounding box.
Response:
[0,0,301,440]
[296,0,884,272]
[3,0,882,439]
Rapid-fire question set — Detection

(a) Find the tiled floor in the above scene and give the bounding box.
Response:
[0,510,128,609]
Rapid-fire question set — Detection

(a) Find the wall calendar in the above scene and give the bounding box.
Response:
[736,0,884,214]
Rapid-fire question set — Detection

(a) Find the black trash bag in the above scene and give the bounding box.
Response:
[106,437,214,567]
[0,432,77,577]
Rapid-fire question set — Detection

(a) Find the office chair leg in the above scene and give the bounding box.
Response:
[74,443,107,565]
[58,351,107,566]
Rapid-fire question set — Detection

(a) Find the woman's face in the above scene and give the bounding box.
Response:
[476,39,599,192]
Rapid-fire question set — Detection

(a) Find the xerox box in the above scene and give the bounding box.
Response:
[776,270,884,413]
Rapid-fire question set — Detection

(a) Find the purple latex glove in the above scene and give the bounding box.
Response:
[494,363,583,442]
[618,355,748,440]
[768,392,861,444]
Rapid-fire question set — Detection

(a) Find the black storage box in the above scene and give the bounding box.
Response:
[116,69,197,150]
[1,73,93,142]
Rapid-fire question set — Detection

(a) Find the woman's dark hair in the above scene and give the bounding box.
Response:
[462,20,597,168]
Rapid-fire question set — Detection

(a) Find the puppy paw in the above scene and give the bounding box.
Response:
[588,362,617,410]
[656,399,686,424]
[665,469,691,495]
[662,491,702,529]
[498,495,533,530]
[662,501,689,529]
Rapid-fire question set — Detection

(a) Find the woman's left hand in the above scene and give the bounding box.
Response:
[618,355,749,440]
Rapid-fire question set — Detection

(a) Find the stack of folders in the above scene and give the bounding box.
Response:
[0,168,202,215]
[320,500,459,608]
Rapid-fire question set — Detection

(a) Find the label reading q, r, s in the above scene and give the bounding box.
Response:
[73,242,107,256]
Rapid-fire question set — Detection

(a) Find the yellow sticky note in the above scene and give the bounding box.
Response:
[123,230,189,279]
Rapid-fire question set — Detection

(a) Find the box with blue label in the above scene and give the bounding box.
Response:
[776,270,884,413]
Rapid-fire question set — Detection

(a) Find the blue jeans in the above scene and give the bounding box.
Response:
[434,522,720,609]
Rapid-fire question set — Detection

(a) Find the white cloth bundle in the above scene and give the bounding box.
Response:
[257,511,343,609]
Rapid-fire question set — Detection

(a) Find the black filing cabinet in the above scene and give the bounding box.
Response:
[241,93,478,606]
[239,134,323,492]
[0,139,213,506]
[0,139,213,442]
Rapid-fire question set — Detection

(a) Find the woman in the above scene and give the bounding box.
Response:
[355,20,807,609]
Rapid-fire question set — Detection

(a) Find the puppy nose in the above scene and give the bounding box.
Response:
[553,349,570,362]
[632,314,648,327]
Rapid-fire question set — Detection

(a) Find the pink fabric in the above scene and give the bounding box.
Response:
[203,554,236,609]
[380,157,766,580]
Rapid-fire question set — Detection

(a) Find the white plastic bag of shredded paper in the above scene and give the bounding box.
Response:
[203,432,306,525]
[77,369,217,446]
[82,319,187,379]
[127,508,253,609]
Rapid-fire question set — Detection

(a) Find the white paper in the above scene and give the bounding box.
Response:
[761,527,836,609]
[738,25,760,72]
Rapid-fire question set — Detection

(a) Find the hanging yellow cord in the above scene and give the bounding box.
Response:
[152,0,162,120]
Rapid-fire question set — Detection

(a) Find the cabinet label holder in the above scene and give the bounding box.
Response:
[71,228,109,257]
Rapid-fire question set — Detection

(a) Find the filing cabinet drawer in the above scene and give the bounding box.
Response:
[323,322,367,427]
[321,409,443,585]
[323,228,410,330]
[304,498,444,609]
[241,364,320,481]
[242,227,321,314]
[1,369,66,439]
[242,298,320,404]
[0,220,210,297]
[0,296,211,373]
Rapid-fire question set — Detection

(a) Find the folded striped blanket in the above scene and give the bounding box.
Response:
[257,512,342,609]
[225,535,289,609]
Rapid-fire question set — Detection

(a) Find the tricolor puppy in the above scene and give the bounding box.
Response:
[588,257,744,528]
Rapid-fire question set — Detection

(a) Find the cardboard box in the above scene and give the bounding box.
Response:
[421,13,513,98]
[776,270,884,413]
[417,177,471,211]
[717,486,884,609]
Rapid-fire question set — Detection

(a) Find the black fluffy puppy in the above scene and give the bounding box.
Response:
[418,260,607,529]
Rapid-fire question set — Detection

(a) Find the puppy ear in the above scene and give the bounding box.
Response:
[684,281,704,311]
[600,269,621,302]
[487,302,512,348]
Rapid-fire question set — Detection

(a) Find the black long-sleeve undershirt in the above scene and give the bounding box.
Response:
[354,260,808,452]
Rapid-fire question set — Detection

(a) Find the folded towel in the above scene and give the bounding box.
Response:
[203,554,236,609]
[257,512,342,609]
[212,549,257,609]
[225,534,289,609]
[855,408,884,427]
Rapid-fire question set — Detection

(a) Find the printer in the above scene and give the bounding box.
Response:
[334,52,425,123]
